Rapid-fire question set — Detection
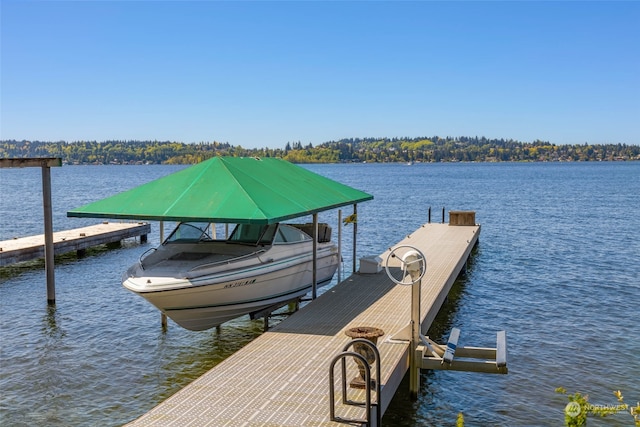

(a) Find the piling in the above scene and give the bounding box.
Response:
[1,158,62,303]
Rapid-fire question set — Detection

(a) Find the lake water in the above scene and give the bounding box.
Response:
[1,162,638,426]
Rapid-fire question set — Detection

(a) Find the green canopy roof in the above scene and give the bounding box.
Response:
[67,157,373,224]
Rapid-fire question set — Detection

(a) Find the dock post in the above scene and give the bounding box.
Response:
[42,163,56,305]
[1,158,61,304]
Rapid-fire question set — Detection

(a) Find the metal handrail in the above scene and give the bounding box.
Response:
[329,352,371,425]
[138,247,157,271]
[329,339,381,426]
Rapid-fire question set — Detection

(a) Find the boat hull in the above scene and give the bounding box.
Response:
[124,247,339,331]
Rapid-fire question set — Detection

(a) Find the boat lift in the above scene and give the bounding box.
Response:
[329,244,508,424]
[384,245,508,398]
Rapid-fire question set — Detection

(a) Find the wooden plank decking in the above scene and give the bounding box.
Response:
[126,222,480,427]
[0,222,151,266]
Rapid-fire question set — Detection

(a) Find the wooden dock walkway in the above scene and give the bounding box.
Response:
[126,222,480,426]
[0,222,150,266]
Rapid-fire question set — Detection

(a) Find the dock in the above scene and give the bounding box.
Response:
[0,222,151,266]
[126,220,480,426]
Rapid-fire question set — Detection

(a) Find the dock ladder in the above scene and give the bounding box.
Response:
[329,338,381,426]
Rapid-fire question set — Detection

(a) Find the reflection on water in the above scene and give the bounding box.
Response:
[42,305,65,339]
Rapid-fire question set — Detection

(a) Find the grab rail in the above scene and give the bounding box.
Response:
[138,247,157,271]
[329,339,381,426]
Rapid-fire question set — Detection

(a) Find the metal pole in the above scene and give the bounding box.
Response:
[337,210,342,283]
[409,277,422,399]
[160,221,167,329]
[352,204,357,273]
[42,165,55,305]
[312,213,318,299]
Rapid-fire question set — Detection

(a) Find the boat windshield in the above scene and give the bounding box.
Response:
[228,223,277,245]
[274,224,312,244]
[165,222,213,243]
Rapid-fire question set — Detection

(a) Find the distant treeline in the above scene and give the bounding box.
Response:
[1,137,638,165]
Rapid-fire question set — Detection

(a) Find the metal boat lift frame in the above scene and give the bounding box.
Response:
[384,245,508,399]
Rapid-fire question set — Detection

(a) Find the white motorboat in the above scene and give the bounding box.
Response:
[123,221,339,331]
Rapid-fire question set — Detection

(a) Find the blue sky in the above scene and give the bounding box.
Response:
[1,1,638,149]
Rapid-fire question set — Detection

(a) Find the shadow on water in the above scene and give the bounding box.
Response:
[145,318,267,404]
[427,243,479,339]
[382,244,479,427]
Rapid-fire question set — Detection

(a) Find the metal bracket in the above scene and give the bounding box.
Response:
[419,328,508,374]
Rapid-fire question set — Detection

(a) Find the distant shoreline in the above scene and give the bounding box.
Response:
[2,138,639,164]
[50,158,640,166]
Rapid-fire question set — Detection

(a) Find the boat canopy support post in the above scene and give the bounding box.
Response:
[352,204,357,274]
[337,209,342,284]
[312,213,318,299]
[0,158,61,305]
[159,221,168,330]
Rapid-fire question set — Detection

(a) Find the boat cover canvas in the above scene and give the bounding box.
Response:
[67,157,373,224]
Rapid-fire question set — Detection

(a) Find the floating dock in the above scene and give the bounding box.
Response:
[0,222,150,266]
[126,220,480,426]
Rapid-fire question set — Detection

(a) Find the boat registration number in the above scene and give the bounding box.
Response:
[223,279,257,289]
